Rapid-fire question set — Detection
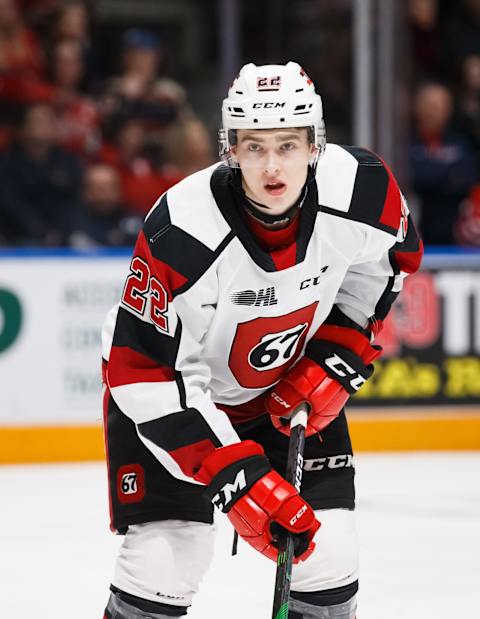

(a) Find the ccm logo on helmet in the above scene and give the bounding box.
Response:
[252,102,286,109]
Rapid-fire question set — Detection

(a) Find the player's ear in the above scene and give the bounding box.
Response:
[230,144,239,164]
[309,143,319,165]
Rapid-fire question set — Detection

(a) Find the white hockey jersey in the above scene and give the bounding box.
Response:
[102,144,423,483]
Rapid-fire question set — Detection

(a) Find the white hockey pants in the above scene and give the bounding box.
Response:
[111,508,358,612]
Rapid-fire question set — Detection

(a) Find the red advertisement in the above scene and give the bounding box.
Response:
[353,266,480,406]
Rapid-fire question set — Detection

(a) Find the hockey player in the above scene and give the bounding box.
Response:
[101,62,423,619]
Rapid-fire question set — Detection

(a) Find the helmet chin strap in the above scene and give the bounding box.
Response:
[231,166,316,226]
[243,194,302,225]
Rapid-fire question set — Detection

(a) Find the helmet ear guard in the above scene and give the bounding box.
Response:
[218,61,326,169]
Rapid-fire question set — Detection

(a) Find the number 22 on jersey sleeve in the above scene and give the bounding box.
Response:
[122,256,169,332]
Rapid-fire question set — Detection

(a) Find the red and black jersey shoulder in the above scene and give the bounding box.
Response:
[142,193,234,298]
[319,145,405,238]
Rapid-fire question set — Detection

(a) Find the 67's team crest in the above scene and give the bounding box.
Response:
[117,464,146,504]
[229,302,318,389]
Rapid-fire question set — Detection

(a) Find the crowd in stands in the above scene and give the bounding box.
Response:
[0,0,214,247]
[408,0,480,245]
[0,0,480,247]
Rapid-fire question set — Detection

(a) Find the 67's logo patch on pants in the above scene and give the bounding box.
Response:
[117,464,146,504]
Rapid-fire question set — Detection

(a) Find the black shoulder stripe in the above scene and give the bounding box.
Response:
[145,195,214,279]
[149,224,231,294]
[345,146,390,228]
[144,193,234,294]
[320,206,397,236]
[112,306,181,367]
[320,146,398,236]
[341,145,383,166]
[173,231,234,297]
[144,194,172,242]
[138,408,222,452]
[349,162,388,221]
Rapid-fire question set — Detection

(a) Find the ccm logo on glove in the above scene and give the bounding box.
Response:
[211,469,247,511]
[270,392,290,409]
[194,440,320,563]
[324,353,367,391]
[290,504,308,526]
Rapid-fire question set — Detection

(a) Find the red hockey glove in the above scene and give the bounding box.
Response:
[194,440,320,563]
[266,328,382,437]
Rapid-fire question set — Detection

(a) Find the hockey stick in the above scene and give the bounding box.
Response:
[271,402,309,619]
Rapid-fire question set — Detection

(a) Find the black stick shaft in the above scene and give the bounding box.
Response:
[271,404,308,619]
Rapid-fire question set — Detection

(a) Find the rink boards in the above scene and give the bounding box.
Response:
[1,408,480,463]
[0,248,479,463]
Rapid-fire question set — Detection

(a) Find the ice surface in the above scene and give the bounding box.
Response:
[1,453,479,618]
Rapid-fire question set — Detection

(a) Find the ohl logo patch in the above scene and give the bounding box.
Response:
[231,287,278,307]
[117,464,146,504]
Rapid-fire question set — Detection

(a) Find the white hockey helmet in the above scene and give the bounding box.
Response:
[219,61,326,167]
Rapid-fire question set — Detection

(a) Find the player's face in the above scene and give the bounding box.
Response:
[233,128,316,215]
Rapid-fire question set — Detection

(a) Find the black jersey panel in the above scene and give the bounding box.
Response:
[373,251,400,322]
[390,214,424,275]
[320,146,398,237]
[143,194,172,242]
[104,393,214,531]
[112,306,181,368]
[341,146,383,166]
[144,193,234,293]
[348,159,389,223]
[322,305,371,336]
[137,408,223,451]
[319,206,397,236]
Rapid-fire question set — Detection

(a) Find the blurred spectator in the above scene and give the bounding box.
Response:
[49,1,98,90]
[286,1,352,143]
[408,0,441,82]
[410,82,477,245]
[162,117,215,178]
[100,117,180,216]
[50,0,88,43]
[0,102,83,245]
[49,39,100,158]
[455,184,480,246]
[442,0,480,74]
[18,0,59,25]
[68,164,141,247]
[455,54,480,173]
[0,0,53,107]
[100,27,190,161]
